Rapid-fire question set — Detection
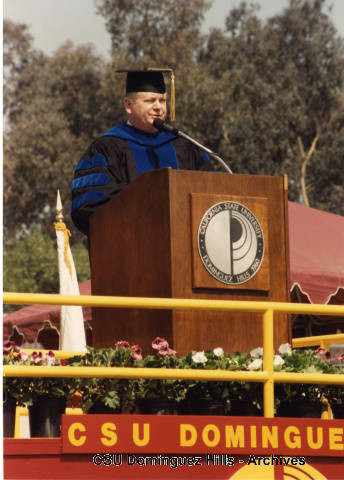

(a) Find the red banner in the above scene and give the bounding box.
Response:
[61,415,344,457]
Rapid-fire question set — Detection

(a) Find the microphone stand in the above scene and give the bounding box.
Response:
[177,130,233,174]
[153,119,233,174]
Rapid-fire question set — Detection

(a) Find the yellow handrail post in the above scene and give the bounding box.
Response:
[14,406,29,439]
[263,308,274,418]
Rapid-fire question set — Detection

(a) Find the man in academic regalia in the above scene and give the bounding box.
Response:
[71,68,212,235]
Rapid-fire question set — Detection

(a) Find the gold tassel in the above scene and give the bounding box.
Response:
[54,222,72,278]
[170,69,175,122]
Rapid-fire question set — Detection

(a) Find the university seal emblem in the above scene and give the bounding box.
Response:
[198,201,264,285]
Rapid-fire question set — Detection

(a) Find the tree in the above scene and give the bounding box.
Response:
[3,226,90,312]
[3,19,43,123]
[3,225,90,312]
[4,41,109,239]
[196,0,344,213]
[95,0,210,62]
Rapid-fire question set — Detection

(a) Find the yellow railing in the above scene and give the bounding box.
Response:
[3,291,344,421]
[292,333,344,351]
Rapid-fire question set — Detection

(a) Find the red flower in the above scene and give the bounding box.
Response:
[131,344,143,361]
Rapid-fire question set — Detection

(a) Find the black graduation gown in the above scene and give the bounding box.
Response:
[71,123,212,235]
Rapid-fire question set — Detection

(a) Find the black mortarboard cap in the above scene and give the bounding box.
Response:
[116,68,175,121]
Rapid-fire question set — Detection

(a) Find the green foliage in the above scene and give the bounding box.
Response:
[70,242,91,284]
[4,39,108,239]
[3,225,59,296]
[182,349,263,413]
[66,345,138,412]
[4,340,342,416]
[324,365,344,406]
[95,0,211,61]
[136,351,186,403]
[3,225,90,312]
[197,0,344,213]
[274,345,332,411]
[279,347,332,373]
[3,347,69,406]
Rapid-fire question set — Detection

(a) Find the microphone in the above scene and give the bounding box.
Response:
[153,118,178,135]
[153,119,233,174]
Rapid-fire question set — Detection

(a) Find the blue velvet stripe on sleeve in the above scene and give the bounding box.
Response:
[71,191,106,213]
[72,173,110,191]
[75,154,108,172]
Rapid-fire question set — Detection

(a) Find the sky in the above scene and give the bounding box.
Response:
[4,0,344,60]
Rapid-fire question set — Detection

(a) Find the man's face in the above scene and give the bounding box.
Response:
[124,92,167,133]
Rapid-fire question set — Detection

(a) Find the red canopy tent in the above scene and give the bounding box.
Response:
[3,280,92,348]
[289,201,344,305]
[3,201,344,347]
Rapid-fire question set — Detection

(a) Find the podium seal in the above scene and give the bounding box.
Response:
[198,201,264,285]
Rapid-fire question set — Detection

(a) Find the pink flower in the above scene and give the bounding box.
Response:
[115,340,131,349]
[131,344,143,361]
[315,347,331,362]
[334,353,344,363]
[152,337,168,350]
[152,337,176,356]
[3,341,20,355]
[18,352,29,362]
[31,352,43,364]
[157,347,176,357]
[43,351,57,366]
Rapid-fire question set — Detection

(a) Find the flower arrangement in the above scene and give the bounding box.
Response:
[272,344,332,416]
[181,347,234,414]
[66,341,142,413]
[4,339,342,418]
[314,348,344,417]
[135,337,186,413]
[180,347,265,415]
[3,341,68,406]
[241,342,335,416]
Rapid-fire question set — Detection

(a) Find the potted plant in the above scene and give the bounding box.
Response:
[180,347,263,416]
[325,366,344,419]
[3,341,21,437]
[67,341,142,414]
[181,347,231,415]
[3,343,69,437]
[135,337,186,414]
[274,343,330,418]
[226,349,263,416]
[318,350,344,419]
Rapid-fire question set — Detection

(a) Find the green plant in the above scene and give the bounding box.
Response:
[317,352,344,409]
[135,338,186,405]
[273,344,332,413]
[181,348,249,414]
[66,342,141,413]
[3,341,69,406]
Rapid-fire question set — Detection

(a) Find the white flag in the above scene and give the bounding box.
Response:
[55,190,87,351]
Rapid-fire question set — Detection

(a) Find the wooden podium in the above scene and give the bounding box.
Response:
[90,168,291,355]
